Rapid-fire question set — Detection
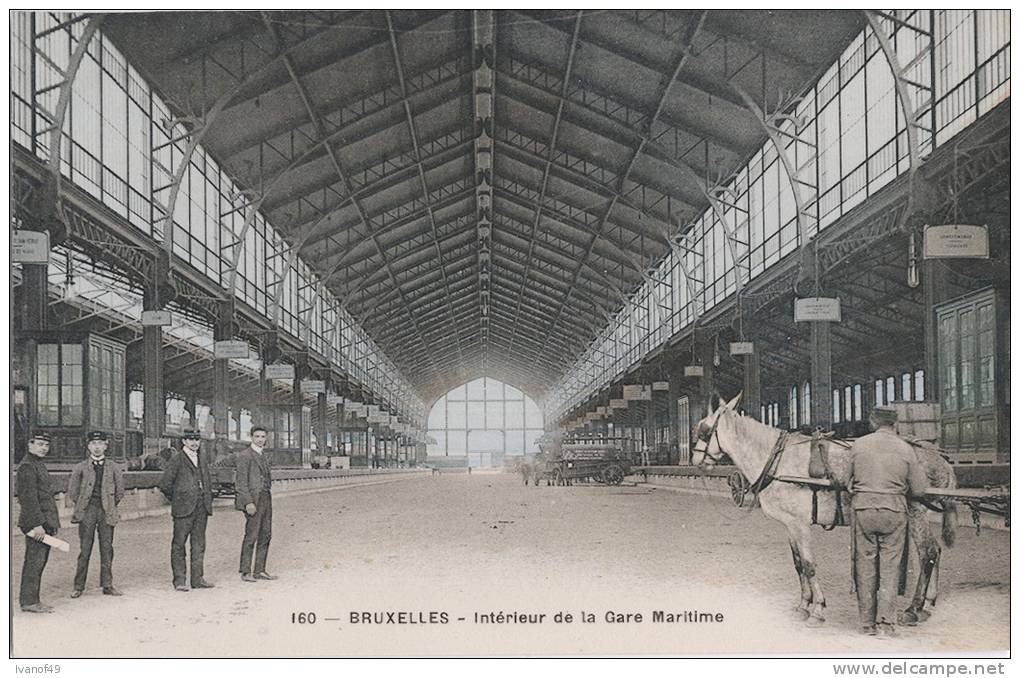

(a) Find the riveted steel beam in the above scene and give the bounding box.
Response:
[540,13,707,353]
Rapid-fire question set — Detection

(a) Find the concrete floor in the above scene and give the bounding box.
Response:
[11,473,1009,657]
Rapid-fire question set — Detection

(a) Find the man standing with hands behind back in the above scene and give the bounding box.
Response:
[68,430,125,598]
[235,426,278,582]
[17,432,60,613]
[159,429,215,592]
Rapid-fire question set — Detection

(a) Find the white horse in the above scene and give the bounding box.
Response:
[692,393,957,626]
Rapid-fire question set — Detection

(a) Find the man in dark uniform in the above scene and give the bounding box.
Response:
[158,429,215,592]
[17,432,61,613]
[68,430,125,598]
[849,407,928,637]
[235,426,277,582]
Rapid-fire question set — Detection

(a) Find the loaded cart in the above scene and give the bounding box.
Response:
[543,443,633,486]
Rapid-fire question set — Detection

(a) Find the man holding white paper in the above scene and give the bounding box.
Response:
[16,432,61,613]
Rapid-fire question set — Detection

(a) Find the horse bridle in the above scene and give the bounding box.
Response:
[693,412,726,466]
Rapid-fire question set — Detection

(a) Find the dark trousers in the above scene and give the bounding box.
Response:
[20,537,51,607]
[854,508,907,626]
[171,509,209,586]
[239,491,272,575]
[74,501,115,590]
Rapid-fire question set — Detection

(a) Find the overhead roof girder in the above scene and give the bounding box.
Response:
[302,179,476,261]
[537,11,707,355]
[212,11,460,156]
[493,126,700,228]
[261,123,474,216]
[491,187,645,269]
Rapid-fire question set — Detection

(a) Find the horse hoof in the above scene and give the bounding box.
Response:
[897,610,918,626]
[792,608,810,621]
[805,615,826,627]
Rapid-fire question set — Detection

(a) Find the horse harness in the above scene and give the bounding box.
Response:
[700,420,848,528]
[698,419,789,507]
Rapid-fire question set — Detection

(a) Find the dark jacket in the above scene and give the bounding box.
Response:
[16,454,60,535]
[234,447,272,511]
[158,449,214,518]
[68,458,125,525]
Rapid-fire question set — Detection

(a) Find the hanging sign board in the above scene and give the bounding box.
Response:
[596,406,607,415]
[623,384,652,401]
[684,366,704,377]
[141,310,172,326]
[923,224,989,259]
[652,381,670,391]
[300,380,325,394]
[214,340,249,359]
[264,363,295,380]
[794,297,841,322]
[348,404,367,417]
[609,399,628,409]
[12,230,50,264]
[367,405,380,417]
[730,342,755,355]
[368,413,388,424]
[326,394,344,405]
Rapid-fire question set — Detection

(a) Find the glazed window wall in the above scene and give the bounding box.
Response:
[426,378,544,458]
[11,13,423,422]
[547,10,1009,420]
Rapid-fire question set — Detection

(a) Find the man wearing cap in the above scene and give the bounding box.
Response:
[235,426,277,582]
[849,407,928,637]
[68,431,125,598]
[17,432,61,613]
[158,430,215,592]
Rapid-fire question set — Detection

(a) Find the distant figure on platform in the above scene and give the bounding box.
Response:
[849,407,928,638]
[235,426,277,583]
[158,429,215,592]
[68,430,125,598]
[17,432,60,613]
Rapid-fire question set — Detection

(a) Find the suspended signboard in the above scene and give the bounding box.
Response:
[12,230,50,264]
[348,405,367,417]
[368,413,388,424]
[141,310,172,327]
[596,406,607,415]
[300,380,326,394]
[214,340,249,359]
[684,365,704,377]
[623,384,652,401]
[652,381,670,391]
[923,224,989,259]
[326,394,344,405]
[609,398,628,409]
[730,342,755,355]
[367,405,380,417]
[794,297,842,322]
[264,363,295,380]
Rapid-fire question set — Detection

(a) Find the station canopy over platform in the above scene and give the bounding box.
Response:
[102,10,865,403]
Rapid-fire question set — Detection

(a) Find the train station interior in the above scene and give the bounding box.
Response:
[8,10,1011,659]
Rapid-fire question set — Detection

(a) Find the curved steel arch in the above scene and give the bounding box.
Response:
[37,13,106,220]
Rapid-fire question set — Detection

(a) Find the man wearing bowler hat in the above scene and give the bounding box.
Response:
[17,432,61,612]
[159,429,215,591]
[68,430,125,598]
[849,406,927,637]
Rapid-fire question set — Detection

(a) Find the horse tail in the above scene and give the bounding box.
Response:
[941,466,958,548]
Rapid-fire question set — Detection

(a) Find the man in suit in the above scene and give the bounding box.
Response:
[849,407,928,637]
[158,429,215,592]
[17,432,61,613]
[235,426,278,582]
[68,430,125,598]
